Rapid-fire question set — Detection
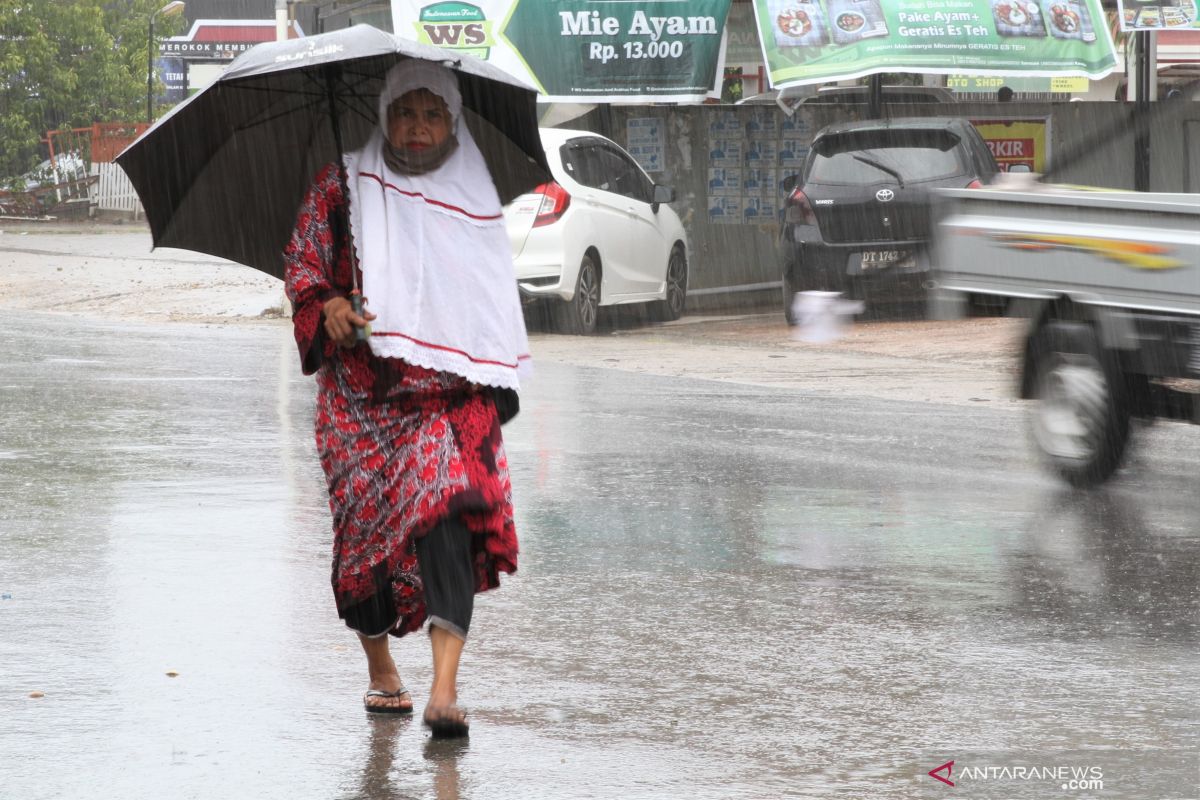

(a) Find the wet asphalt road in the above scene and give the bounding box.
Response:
[1,311,1197,799]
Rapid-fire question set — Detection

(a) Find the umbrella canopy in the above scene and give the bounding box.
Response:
[117,25,551,279]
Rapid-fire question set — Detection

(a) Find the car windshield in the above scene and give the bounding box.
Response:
[807,130,966,186]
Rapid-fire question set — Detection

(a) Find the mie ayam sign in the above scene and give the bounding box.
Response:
[390,0,732,102]
[755,0,1117,88]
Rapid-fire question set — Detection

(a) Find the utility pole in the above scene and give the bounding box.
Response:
[1132,31,1156,192]
[276,0,289,41]
[866,74,883,120]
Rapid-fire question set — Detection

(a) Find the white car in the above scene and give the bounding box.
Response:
[503,127,689,335]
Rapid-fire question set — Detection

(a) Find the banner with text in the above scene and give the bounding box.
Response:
[391,0,732,102]
[1115,0,1199,30]
[971,118,1049,172]
[753,0,1117,88]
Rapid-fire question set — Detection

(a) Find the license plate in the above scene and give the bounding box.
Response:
[860,249,910,267]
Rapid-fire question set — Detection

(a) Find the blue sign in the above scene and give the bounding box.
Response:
[155,57,189,104]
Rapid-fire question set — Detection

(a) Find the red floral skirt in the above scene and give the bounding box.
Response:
[314,359,518,637]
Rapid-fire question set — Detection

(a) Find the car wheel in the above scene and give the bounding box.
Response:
[782,267,800,326]
[556,253,600,335]
[1028,320,1131,487]
[655,246,687,322]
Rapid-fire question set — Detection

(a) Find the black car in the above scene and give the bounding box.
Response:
[779,117,998,321]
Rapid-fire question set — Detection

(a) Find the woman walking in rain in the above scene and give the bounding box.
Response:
[283,58,530,738]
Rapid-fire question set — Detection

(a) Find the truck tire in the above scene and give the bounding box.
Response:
[1028,320,1131,487]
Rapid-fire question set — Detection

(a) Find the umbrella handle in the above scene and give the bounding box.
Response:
[350,290,369,342]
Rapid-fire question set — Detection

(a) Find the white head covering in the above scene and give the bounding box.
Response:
[377,58,462,128]
[343,59,530,390]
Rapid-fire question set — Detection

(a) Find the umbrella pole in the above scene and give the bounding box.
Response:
[325,66,368,342]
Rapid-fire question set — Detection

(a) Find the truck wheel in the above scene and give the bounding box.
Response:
[1028,320,1131,487]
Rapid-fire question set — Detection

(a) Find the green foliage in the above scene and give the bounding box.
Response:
[0,0,184,178]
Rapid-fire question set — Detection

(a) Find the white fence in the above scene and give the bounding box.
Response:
[91,163,142,217]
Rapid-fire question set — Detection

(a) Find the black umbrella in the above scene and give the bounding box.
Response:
[116,24,551,280]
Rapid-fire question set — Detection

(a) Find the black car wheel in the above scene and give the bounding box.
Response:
[1028,320,1131,487]
[782,267,800,326]
[655,246,687,322]
[556,253,600,335]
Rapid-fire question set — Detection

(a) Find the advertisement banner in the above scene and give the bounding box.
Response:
[947,74,1088,91]
[727,1,770,64]
[1116,0,1199,30]
[753,0,1118,88]
[155,57,189,105]
[972,117,1049,172]
[391,0,732,102]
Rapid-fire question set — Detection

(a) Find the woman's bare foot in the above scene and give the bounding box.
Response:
[423,703,468,737]
[425,626,468,735]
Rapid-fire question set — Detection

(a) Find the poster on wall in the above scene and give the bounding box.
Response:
[390,0,733,102]
[1115,0,1199,29]
[626,118,666,173]
[753,0,1118,88]
[972,118,1050,172]
[706,110,814,226]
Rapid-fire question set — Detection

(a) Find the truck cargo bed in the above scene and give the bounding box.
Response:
[934,186,1200,316]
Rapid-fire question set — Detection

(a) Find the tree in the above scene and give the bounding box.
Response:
[0,0,184,179]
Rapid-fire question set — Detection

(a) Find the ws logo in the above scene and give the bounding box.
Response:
[414,2,494,59]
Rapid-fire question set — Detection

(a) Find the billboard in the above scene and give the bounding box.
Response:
[1115,0,1199,30]
[972,117,1050,172]
[754,0,1118,88]
[390,0,733,102]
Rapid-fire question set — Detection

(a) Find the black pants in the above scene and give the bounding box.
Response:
[342,516,475,639]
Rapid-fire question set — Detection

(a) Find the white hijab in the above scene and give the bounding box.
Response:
[343,59,530,390]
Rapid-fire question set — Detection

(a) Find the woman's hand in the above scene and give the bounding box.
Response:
[322,296,377,348]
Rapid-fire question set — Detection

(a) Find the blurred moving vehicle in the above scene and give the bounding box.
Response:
[503,127,688,335]
[778,117,998,322]
[932,182,1200,486]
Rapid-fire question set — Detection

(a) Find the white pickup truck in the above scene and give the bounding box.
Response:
[931,182,1200,486]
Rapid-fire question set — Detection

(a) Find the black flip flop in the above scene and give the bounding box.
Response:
[363,686,413,715]
[423,706,469,738]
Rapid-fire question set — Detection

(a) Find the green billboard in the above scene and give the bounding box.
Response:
[392,0,733,102]
[754,0,1117,87]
